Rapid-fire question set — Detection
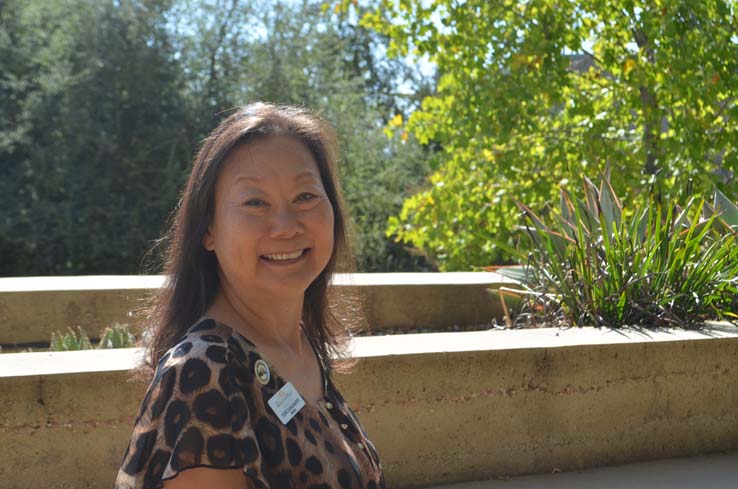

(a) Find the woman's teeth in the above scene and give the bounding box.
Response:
[263,249,305,261]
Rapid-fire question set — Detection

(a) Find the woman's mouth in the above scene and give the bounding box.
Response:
[260,248,310,263]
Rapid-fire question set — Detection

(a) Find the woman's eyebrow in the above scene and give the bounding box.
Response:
[232,170,319,185]
[294,170,321,182]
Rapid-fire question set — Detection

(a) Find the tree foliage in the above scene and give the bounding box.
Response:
[1,0,190,275]
[363,0,738,270]
[0,0,434,275]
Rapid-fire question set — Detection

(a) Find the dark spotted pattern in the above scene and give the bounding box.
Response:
[114,318,384,489]
[164,400,190,446]
[305,456,323,474]
[172,427,202,470]
[286,437,303,466]
[207,433,237,466]
[304,428,317,446]
[150,368,176,419]
[194,389,231,429]
[206,344,227,363]
[286,418,298,436]
[172,342,192,358]
[255,417,285,466]
[338,468,352,489]
[325,440,335,454]
[179,358,211,394]
[144,449,170,486]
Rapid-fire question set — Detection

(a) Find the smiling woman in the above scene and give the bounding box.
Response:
[203,136,336,307]
[114,103,385,489]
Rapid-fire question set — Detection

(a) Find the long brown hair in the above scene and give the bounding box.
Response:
[136,102,356,383]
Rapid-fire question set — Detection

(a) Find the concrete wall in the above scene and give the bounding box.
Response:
[0,273,516,345]
[2,324,737,488]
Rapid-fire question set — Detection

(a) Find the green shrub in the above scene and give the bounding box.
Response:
[49,323,136,351]
[491,165,738,329]
[98,323,136,349]
[50,326,93,351]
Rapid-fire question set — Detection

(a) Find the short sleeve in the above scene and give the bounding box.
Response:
[114,336,269,489]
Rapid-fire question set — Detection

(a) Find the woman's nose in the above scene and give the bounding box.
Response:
[268,206,303,238]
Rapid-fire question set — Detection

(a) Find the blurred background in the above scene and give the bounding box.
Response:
[2,0,736,277]
[0,0,437,276]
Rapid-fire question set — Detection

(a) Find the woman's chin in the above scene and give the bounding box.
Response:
[255,269,322,296]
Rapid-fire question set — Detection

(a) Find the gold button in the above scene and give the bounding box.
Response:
[340,423,349,430]
[325,401,333,409]
[357,442,364,449]
[254,359,270,385]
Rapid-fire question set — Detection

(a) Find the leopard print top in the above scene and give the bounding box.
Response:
[114,318,385,489]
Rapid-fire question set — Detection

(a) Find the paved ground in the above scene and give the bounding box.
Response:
[425,450,738,489]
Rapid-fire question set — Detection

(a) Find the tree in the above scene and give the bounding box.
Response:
[0,0,190,275]
[1,0,434,275]
[172,0,435,271]
[362,0,738,270]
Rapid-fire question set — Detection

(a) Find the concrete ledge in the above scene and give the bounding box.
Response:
[426,451,738,489]
[0,273,517,345]
[0,348,146,377]
[1,323,737,488]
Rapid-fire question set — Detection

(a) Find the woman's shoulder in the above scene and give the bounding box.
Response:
[115,317,269,488]
[157,318,254,371]
[143,317,262,408]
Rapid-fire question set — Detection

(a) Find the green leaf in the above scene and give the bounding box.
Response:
[714,187,738,231]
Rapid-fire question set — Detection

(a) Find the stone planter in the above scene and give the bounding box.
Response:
[1,322,736,488]
[0,273,516,347]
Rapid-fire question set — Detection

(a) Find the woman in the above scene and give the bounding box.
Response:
[114,103,384,489]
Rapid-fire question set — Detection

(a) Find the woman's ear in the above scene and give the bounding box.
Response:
[202,226,215,251]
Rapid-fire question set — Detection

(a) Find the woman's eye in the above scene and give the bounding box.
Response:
[296,193,317,202]
[243,198,266,207]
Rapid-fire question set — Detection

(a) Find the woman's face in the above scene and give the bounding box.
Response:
[203,135,335,299]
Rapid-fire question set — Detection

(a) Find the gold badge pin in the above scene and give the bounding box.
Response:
[255,359,270,385]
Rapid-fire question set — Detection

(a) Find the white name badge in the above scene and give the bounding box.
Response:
[267,382,306,425]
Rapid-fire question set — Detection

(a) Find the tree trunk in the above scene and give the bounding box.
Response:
[634,27,659,176]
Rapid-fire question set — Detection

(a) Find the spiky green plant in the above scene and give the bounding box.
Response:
[97,323,136,349]
[704,187,738,235]
[488,165,738,329]
[49,323,137,351]
[50,326,94,351]
[703,188,738,314]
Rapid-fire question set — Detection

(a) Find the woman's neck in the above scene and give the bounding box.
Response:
[206,280,305,354]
